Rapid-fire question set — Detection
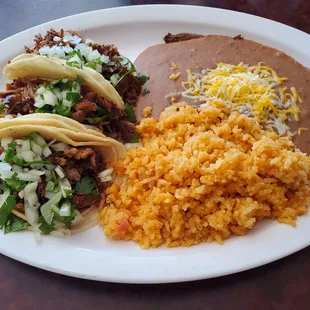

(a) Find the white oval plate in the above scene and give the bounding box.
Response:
[0,5,310,284]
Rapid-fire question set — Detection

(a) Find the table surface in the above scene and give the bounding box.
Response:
[1,0,310,309]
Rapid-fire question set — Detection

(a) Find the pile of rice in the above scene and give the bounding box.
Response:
[99,100,310,248]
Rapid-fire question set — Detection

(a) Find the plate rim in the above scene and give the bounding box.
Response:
[0,4,310,284]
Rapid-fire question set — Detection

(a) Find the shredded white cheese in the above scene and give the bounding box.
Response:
[181,62,302,135]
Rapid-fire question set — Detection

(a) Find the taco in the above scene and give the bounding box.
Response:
[24,28,145,107]
[0,123,124,238]
[1,54,139,142]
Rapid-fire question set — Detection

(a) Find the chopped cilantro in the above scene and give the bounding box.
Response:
[45,181,56,192]
[4,214,29,234]
[38,216,55,234]
[4,173,27,191]
[0,195,16,229]
[54,104,73,117]
[86,115,108,124]
[115,56,136,86]
[142,88,150,96]
[66,61,81,68]
[3,142,16,163]
[54,204,76,228]
[66,92,80,102]
[105,61,115,66]
[137,74,150,85]
[12,156,52,167]
[0,103,4,114]
[85,62,96,70]
[75,176,96,194]
[125,104,136,123]
[130,132,140,143]
[75,75,85,85]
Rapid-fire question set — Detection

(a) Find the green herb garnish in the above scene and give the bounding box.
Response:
[130,132,140,143]
[75,176,96,195]
[4,173,27,191]
[4,214,29,234]
[38,216,55,234]
[86,115,109,124]
[3,142,16,163]
[142,88,150,96]
[0,194,16,229]
[125,104,136,123]
[137,74,150,85]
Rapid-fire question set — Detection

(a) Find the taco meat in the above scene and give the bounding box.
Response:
[0,78,135,142]
[25,29,142,107]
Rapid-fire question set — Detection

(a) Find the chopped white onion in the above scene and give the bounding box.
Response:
[0,190,10,208]
[55,166,65,179]
[51,142,69,152]
[33,231,42,243]
[43,90,57,106]
[0,162,12,171]
[50,228,71,238]
[100,54,110,63]
[12,164,23,173]
[33,134,46,147]
[4,115,13,120]
[0,171,14,179]
[1,136,13,149]
[28,170,45,176]
[42,146,52,157]
[25,206,39,225]
[39,46,50,56]
[27,192,39,207]
[40,192,62,225]
[21,140,31,151]
[21,150,35,162]
[110,73,120,86]
[63,34,82,44]
[71,210,84,226]
[96,64,102,73]
[86,49,101,62]
[18,190,24,199]
[31,141,43,156]
[24,181,38,194]
[0,152,6,161]
[36,86,46,95]
[15,139,23,145]
[59,203,71,216]
[98,168,114,179]
[124,143,141,150]
[59,178,71,198]
[16,172,41,182]
[16,113,23,118]
[63,45,73,53]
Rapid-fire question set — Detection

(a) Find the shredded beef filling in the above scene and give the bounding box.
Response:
[48,147,106,210]
[0,79,135,142]
[24,28,142,107]
[164,32,204,44]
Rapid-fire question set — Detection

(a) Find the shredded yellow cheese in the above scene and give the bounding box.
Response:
[169,72,181,81]
[170,96,177,103]
[298,127,308,135]
[181,62,302,135]
[170,62,179,71]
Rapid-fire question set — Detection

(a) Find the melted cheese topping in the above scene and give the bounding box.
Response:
[181,62,302,135]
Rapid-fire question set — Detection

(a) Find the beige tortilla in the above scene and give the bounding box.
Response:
[3,54,124,110]
[0,124,125,161]
[1,124,123,234]
[0,114,105,139]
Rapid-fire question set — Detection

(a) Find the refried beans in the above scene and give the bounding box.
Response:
[134,34,310,153]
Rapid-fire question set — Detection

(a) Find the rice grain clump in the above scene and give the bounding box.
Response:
[99,101,310,248]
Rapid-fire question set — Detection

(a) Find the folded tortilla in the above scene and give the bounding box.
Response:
[0,124,125,234]
[3,54,125,110]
